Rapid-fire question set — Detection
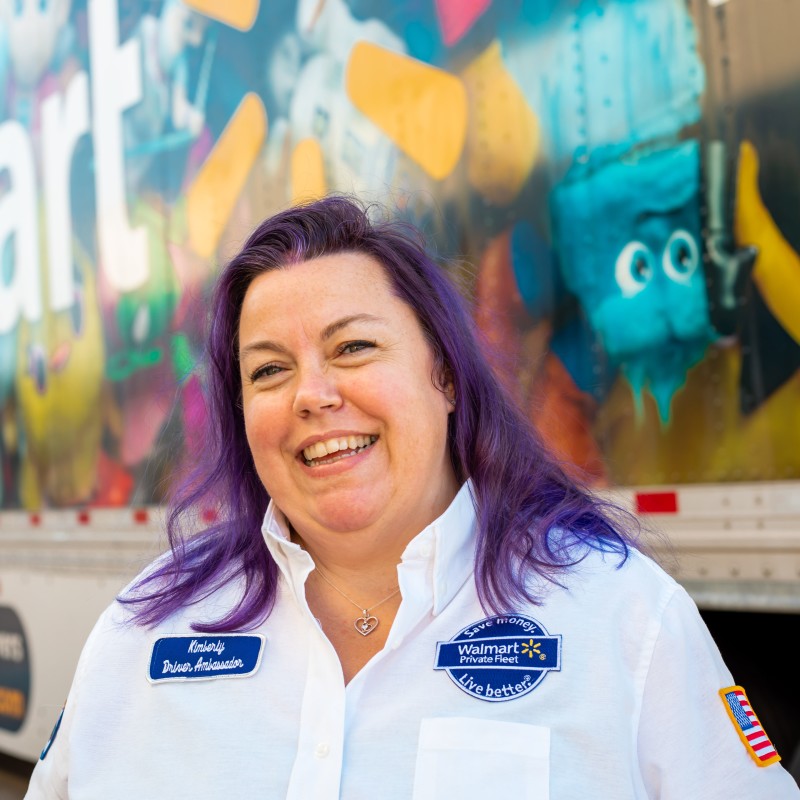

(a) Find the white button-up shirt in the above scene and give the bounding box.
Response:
[26,482,800,798]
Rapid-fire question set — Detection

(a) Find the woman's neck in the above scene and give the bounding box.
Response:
[289,522,404,595]
[289,522,404,685]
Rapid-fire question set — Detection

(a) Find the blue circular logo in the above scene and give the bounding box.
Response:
[434,614,562,702]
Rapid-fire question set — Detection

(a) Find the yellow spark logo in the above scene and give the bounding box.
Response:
[521,639,545,660]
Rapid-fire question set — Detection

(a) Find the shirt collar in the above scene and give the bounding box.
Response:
[260,480,477,616]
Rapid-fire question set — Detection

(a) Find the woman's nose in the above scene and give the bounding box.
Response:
[292,367,343,416]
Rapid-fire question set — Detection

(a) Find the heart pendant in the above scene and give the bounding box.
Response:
[355,614,379,636]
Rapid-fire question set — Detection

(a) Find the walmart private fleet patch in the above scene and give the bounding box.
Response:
[148,634,265,683]
[435,614,561,701]
[720,685,780,766]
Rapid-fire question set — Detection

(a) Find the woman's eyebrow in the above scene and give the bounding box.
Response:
[239,314,384,360]
[320,313,384,341]
[239,339,289,360]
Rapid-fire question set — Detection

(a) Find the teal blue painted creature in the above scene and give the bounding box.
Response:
[548,140,715,420]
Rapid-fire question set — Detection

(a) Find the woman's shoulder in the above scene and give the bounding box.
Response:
[549,532,682,609]
[68,559,251,697]
[528,539,705,669]
[103,548,250,635]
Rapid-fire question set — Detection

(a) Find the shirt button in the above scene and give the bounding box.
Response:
[315,743,330,759]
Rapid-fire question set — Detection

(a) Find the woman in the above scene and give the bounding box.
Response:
[27,197,799,798]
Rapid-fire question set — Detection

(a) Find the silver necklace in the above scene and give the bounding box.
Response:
[314,566,400,636]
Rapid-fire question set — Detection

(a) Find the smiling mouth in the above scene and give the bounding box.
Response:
[302,435,377,467]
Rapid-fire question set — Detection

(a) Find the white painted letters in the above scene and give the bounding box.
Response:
[89,0,149,292]
[41,70,90,311]
[0,120,41,333]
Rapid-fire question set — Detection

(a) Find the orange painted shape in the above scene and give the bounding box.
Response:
[187,93,267,259]
[435,0,491,46]
[346,42,467,181]
[461,41,539,205]
[291,138,328,204]
[183,0,259,31]
[474,229,526,396]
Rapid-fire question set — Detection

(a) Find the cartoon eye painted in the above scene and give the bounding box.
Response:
[662,229,699,284]
[70,260,85,336]
[615,240,654,297]
[27,344,47,395]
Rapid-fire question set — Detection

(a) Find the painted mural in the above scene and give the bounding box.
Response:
[0,0,798,509]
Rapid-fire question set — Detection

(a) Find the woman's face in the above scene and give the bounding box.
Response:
[238,252,459,546]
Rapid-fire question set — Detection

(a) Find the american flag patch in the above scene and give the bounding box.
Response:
[719,686,781,767]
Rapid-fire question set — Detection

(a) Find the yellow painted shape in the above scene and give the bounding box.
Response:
[461,41,539,205]
[595,344,800,485]
[184,0,259,31]
[346,41,467,181]
[291,138,328,204]
[188,92,267,259]
[735,140,800,344]
[17,235,105,508]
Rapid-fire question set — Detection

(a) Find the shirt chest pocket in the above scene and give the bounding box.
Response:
[412,717,550,800]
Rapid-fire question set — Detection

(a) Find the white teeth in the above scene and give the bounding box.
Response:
[303,435,377,464]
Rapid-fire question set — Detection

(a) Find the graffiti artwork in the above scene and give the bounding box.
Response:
[0,0,798,509]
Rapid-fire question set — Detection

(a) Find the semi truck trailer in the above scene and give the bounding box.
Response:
[1,0,798,774]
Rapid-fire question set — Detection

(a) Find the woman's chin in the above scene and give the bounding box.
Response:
[311,502,384,536]
[288,489,396,540]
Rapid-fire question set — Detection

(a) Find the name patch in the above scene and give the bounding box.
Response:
[148,634,265,683]
[434,614,561,702]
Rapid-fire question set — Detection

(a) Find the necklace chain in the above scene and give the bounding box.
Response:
[314,566,400,636]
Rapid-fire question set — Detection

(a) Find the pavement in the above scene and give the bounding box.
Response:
[0,755,32,800]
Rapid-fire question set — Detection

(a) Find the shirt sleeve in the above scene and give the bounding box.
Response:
[637,586,800,799]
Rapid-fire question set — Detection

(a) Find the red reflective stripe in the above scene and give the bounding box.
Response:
[635,491,678,514]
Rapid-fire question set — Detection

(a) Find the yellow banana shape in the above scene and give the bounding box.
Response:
[734,140,800,344]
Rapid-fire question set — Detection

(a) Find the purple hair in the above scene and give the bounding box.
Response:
[122,196,639,630]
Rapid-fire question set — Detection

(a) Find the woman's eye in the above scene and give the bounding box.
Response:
[250,364,283,381]
[339,340,374,355]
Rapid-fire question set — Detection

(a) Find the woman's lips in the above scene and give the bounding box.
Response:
[301,434,378,466]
